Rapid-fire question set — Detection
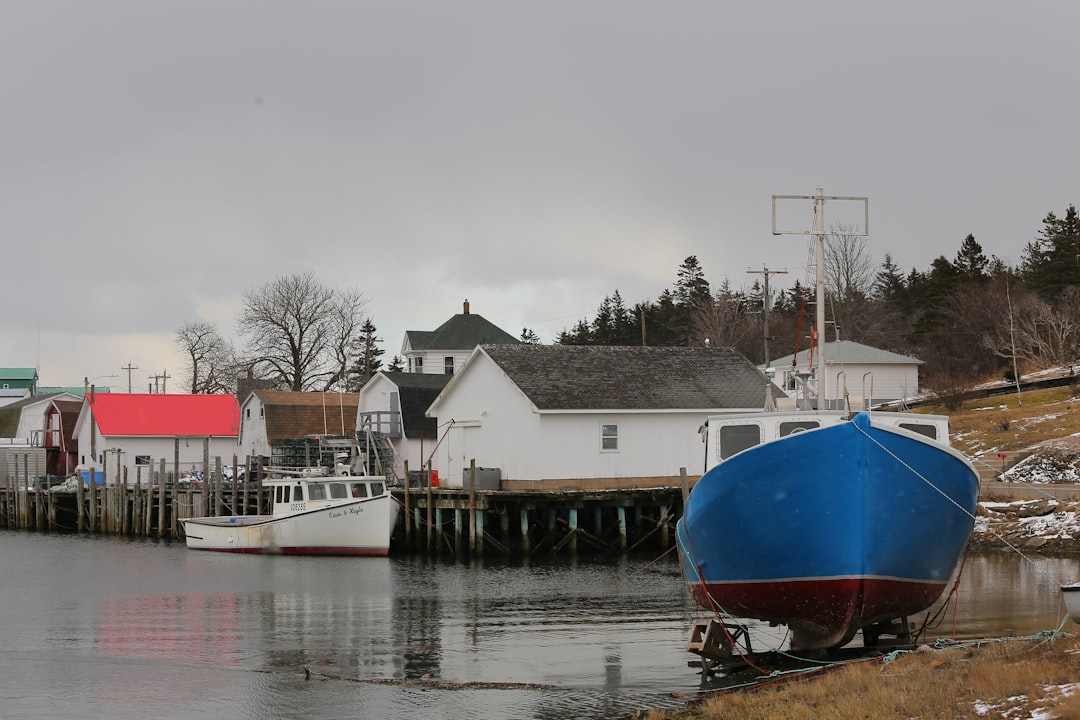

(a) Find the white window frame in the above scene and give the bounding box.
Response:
[600,423,619,452]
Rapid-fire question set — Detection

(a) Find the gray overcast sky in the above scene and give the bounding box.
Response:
[3,1,1078,390]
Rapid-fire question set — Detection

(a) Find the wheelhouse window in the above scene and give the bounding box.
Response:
[293,485,303,501]
[329,482,348,499]
[779,421,820,437]
[307,483,326,500]
[899,423,938,440]
[600,424,619,452]
[351,483,368,498]
[718,424,761,460]
[371,482,385,496]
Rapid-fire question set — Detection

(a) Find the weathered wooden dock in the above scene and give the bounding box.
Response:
[1,456,693,557]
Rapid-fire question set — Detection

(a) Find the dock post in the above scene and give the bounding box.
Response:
[425,461,433,551]
[476,508,485,557]
[520,508,531,555]
[435,507,443,554]
[454,508,463,554]
[122,467,129,535]
[231,454,238,515]
[157,458,167,539]
[242,455,250,516]
[89,463,98,533]
[680,467,690,503]
[500,511,510,550]
[617,507,627,551]
[593,506,602,543]
[403,460,411,549]
[77,469,85,533]
[468,459,477,555]
[569,507,578,555]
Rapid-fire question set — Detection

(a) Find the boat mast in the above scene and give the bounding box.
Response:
[813,189,827,408]
[772,188,868,410]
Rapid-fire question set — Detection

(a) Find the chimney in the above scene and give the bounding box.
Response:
[463,299,470,314]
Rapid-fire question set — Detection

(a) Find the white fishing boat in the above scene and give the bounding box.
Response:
[1062,583,1080,623]
[181,463,398,556]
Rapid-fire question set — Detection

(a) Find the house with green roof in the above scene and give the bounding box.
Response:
[0,368,38,407]
[401,299,519,375]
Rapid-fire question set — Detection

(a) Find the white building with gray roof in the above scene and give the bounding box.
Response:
[425,344,779,490]
[768,340,922,410]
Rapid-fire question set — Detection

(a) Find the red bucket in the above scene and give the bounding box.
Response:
[431,470,440,488]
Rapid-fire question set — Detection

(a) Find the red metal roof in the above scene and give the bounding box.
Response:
[87,393,240,437]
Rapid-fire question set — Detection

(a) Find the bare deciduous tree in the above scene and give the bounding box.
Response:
[237,273,368,391]
[692,283,754,351]
[984,283,1080,372]
[824,229,876,342]
[175,321,238,394]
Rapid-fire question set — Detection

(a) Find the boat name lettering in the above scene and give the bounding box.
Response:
[327,506,365,520]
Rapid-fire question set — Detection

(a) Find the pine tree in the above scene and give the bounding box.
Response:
[346,318,385,390]
[1020,204,1080,300]
[520,328,541,344]
[954,234,989,282]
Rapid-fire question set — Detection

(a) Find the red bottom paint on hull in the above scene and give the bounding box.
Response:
[691,576,948,648]
[191,547,390,556]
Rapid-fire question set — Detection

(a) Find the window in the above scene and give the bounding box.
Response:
[351,483,368,498]
[246,408,251,418]
[370,482,385,496]
[718,424,761,460]
[779,421,820,437]
[307,483,326,500]
[600,424,619,452]
[444,356,454,375]
[899,423,938,440]
[329,482,348,499]
[415,357,423,373]
[293,485,303,501]
[135,455,151,466]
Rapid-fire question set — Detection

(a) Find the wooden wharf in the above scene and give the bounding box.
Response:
[1,451,695,557]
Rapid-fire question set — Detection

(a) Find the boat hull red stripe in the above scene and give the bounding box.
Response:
[692,576,947,634]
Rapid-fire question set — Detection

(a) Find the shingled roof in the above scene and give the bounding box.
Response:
[405,300,519,351]
[770,340,922,368]
[470,345,773,411]
[374,372,450,439]
[254,390,360,442]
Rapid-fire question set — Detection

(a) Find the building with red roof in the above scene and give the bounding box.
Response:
[73,393,240,484]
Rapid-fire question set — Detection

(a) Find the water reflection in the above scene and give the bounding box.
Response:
[2,529,1079,720]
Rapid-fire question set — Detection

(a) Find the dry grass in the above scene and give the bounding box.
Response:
[920,385,1080,459]
[644,637,1080,720]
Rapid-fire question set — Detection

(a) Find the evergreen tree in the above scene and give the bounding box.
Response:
[954,234,990,282]
[346,318,384,390]
[520,328,541,344]
[1020,204,1080,300]
[387,355,404,372]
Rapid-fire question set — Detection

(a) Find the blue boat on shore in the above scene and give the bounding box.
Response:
[676,411,980,651]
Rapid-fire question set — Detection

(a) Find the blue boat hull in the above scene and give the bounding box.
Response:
[676,413,979,649]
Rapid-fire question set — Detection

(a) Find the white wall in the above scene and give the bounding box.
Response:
[73,410,239,484]
[237,394,271,460]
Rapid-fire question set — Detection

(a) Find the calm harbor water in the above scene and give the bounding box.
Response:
[0,530,1076,720]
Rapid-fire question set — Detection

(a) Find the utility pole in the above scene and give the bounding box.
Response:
[121,362,138,393]
[161,369,171,394]
[746,265,788,370]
